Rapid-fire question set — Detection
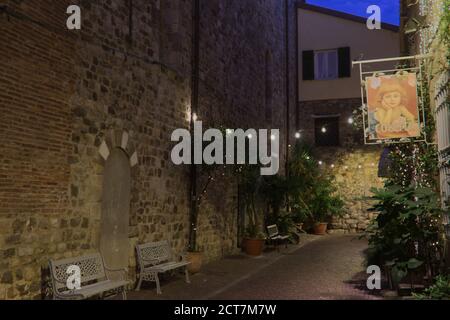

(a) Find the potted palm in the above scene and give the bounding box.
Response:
[239,165,267,256]
[308,178,344,235]
[287,143,344,235]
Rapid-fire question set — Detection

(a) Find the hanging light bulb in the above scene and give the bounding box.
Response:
[295,132,301,139]
[318,161,323,166]
[348,117,354,125]
[321,127,327,133]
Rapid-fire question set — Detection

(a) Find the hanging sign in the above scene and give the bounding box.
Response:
[365,73,421,140]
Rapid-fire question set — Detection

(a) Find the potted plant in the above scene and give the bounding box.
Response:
[239,165,267,256]
[308,178,344,235]
[186,249,203,274]
[243,223,265,256]
[287,143,344,235]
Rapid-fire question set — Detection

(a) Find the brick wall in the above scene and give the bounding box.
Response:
[0,0,293,299]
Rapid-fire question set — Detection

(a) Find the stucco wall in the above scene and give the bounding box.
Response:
[297,7,400,101]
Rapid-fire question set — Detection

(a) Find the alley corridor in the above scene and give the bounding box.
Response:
[129,235,382,300]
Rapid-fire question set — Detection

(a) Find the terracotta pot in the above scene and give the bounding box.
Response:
[313,223,328,235]
[244,238,264,256]
[186,251,203,274]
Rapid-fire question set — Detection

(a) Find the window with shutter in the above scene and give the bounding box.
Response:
[314,49,338,80]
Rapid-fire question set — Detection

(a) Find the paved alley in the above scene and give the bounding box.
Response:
[128,235,382,300]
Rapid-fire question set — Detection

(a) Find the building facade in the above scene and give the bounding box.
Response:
[296,2,400,233]
[0,0,297,299]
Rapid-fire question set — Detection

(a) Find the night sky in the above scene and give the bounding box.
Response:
[306,0,400,26]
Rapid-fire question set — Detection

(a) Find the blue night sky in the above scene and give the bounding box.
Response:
[306,0,400,26]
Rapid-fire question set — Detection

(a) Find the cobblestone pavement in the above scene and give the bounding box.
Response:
[127,235,382,300]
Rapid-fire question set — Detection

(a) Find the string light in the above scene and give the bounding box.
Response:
[348,117,354,125]
[270,134,276,141]
[295,132,301,139]
[192,113,198,122]
[321,127,327,133]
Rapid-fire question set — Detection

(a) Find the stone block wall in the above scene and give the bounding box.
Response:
[0,0,294,299]
[298,98,384,233]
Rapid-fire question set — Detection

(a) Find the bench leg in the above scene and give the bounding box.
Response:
[155,273,162,295]
[122,287,127,300]
[185,267,191,284]
[136,274,143,291]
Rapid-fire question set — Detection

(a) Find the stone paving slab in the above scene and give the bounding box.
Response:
[125,234,382,300]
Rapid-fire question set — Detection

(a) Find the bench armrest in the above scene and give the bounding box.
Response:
[104,266,128,281]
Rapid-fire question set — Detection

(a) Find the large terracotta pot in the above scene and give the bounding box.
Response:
[313,223,328,235]
[244,238,264,256]
[186,251,203,274]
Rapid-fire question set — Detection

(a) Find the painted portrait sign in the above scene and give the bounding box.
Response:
[366,73,421,140]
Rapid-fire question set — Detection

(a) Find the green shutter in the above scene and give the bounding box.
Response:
[302,50,315,80]
[338,47,351,78]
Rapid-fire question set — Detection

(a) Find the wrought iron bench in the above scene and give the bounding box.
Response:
[49,253,129,300]
[136,240,191,294]
[267,224,290,250]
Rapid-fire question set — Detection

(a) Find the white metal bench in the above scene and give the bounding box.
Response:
[267,224,290,250]
[49,253,129,300]
[136,240,191,294]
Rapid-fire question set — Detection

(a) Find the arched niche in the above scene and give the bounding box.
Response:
[98,130,138,273]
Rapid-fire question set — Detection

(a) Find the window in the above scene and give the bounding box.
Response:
[314,50,338,80]
[314,116,340,147]
[303,47,351,80]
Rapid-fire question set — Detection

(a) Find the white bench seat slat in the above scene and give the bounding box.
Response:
[146,261,190,273]
[271,235,289,240]
[61,280,129,299]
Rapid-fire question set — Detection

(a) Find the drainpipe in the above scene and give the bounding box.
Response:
[285,0,291,177]
[189,0,200,251]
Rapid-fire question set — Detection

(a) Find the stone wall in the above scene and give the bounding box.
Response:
[0,0,293,299]
[298,98,384,233]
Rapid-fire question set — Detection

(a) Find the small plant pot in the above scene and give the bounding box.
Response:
[186,251,203,274]
[313,223,328,235]
[244,238,264,256]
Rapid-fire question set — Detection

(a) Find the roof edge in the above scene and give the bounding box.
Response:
[297,2,400,32]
